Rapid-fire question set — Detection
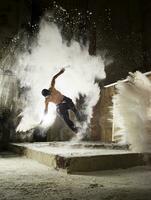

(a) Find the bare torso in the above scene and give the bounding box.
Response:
[45,87,64,105]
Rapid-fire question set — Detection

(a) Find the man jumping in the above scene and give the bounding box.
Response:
[41,68,80,133]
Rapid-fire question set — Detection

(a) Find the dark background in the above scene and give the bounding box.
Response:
[0,0,151,84]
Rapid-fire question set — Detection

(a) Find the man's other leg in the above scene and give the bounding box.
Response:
[64,97,81,121]
[57,104,78,133]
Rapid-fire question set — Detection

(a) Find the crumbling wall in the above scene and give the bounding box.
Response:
[0,73,19,149]
[0,0,30,148]
[99,71,151,144]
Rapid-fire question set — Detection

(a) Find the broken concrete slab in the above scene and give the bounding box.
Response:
[8,142,150,173]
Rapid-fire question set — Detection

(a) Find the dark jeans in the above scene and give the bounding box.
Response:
[56,96,80,133]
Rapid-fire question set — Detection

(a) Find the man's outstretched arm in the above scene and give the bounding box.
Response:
[49,68,65,89]
[40,99,49,124]
[44,99,49,114]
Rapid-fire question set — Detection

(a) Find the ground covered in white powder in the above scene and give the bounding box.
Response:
[0,152,151,200]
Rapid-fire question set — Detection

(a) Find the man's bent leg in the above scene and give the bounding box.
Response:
[63,96,81,121]
[57,104,78,133]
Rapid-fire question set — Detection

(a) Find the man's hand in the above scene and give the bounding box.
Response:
[60,68,65,73]
[50,68,65,88]
[39,120,43,125]
[44,109,48,115]
[39,109,47,125]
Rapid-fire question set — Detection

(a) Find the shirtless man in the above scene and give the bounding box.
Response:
[41,68,80,133]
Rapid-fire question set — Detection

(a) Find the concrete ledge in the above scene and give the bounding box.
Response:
[9,143,57,168]
[8,142,150,173]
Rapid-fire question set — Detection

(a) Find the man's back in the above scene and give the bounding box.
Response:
[46,87,64,105]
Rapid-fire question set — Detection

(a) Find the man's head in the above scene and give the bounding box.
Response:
[41,89,51,97]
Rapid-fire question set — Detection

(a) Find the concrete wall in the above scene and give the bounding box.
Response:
[99,71,151,143]
[0,0,30,149]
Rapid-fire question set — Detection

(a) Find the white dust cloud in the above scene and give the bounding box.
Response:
[15,19,106,133]
[113,71,151,152]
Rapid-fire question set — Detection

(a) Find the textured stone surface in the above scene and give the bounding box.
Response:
[1,151,151,200]
[8,142,150,173]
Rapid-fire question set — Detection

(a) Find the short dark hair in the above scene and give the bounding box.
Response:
[41,89,51,97]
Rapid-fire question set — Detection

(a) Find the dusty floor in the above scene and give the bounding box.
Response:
[0,152,151,200]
